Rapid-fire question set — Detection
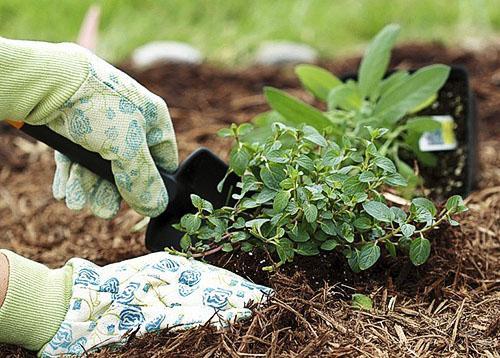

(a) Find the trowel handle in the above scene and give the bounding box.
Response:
[19,123,178,200]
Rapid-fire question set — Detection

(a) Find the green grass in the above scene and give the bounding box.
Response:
[1,0,499,64]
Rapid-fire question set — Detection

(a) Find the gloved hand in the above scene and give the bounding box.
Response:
[0,38,178,218]
[40,252,272,356]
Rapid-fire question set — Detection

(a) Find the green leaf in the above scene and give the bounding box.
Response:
[231,231,249,243]
[409,236,431,266]
[359,243,381,270]
[217,127,234,137]
[238,123,253,136]
[395,157,416,179]
[374,156,397,173]
[408,94,437,114]
[445,195,468,214]
[260,164,285,190]
[384,240,397,257]
[273,190,291,212]
[267,150,289,163]
[277,238,294,263]
[321,239,338,251]
[230,147,250,176]
[303,125,328,147]
[180,234,191,250]
[411,197,437,216]
[406,117,441,132]
[327,84,362,111]
[304,203,318,223]
[374,64,451,122]
[241,242,254,252]
[412,206,433,224]
[352,192,368,203]
[245,218,270,231]
[342,176,367,196]
[363,201,393,223]
[366,127,389,141]
[339,222,354,243]
[391,207,407,224]
[191,194,213,213]
[353,216,372,231]
[222,243,234,252]
[217,170,231,193]
[321,220,337,236]
[296,155,315,172]
[358,24,401,98]
[239,198,260,209]
[264,87,332,130]
[295,64,342,101]
[290,226,310,242]
[401,223,416,237]
[379,70,409,96]
[255,188,277,204]
[295,242,320,256]
[384,173,408,186]
[359,171,376,183]
[180,214,201,234]
[352,294,373,310]
[348,249,361,273]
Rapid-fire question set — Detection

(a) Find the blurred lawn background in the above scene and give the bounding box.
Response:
[1,0,499,64]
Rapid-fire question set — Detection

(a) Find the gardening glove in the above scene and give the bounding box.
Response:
[0,37,178,218]
[0,250,272,357]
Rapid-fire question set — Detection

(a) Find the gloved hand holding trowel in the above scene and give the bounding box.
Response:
[0,36,271,357]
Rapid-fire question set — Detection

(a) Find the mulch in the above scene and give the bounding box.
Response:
[0,42,498,357]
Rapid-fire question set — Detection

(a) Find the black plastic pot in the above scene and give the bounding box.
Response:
[342,66,478,199]
[417,66,477,199]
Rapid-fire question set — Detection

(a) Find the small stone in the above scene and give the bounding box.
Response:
[254,41,318,65]
[131,41,203,69]
[491,69,500,86]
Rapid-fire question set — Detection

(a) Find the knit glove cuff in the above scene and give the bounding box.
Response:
[0,250,72,351]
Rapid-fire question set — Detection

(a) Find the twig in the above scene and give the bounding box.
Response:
[450,299,466,347]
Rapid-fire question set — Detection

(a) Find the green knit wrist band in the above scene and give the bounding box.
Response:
[0,250,72,351]
[0,37,89,123]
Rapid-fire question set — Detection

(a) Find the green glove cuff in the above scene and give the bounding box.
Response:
[0,250,72,351]
[0,37,89,123]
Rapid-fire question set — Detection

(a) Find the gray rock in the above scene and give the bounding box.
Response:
[254,41,318,65]
[131,41,203,68]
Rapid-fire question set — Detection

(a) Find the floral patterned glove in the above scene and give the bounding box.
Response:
[40,252,272,357]
[0,38,178,218]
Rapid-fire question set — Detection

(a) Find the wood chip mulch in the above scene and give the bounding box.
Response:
[0,42,498,357]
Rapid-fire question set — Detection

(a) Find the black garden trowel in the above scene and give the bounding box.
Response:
[12,122,239,252]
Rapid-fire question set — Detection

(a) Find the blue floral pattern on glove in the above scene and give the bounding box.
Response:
[119,306,145,330]
[74,267,100,287]
[203,288,232,309]
[68,337,88,355]
[69,109,92,140]
[145,314,166,333]
[179,270,201,286]
[48,323,73,350]
[152,258,180,272]
[41,252,272,357]
[48,49,179,219]
[116,282,140,304]
[99,278,119,294]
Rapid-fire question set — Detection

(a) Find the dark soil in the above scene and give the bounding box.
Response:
[0,42,499,357]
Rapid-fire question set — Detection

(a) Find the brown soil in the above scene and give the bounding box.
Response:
[0,42,499,357]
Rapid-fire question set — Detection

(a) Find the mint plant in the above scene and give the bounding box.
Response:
[249,24,450,193]
[175,123,467,272]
